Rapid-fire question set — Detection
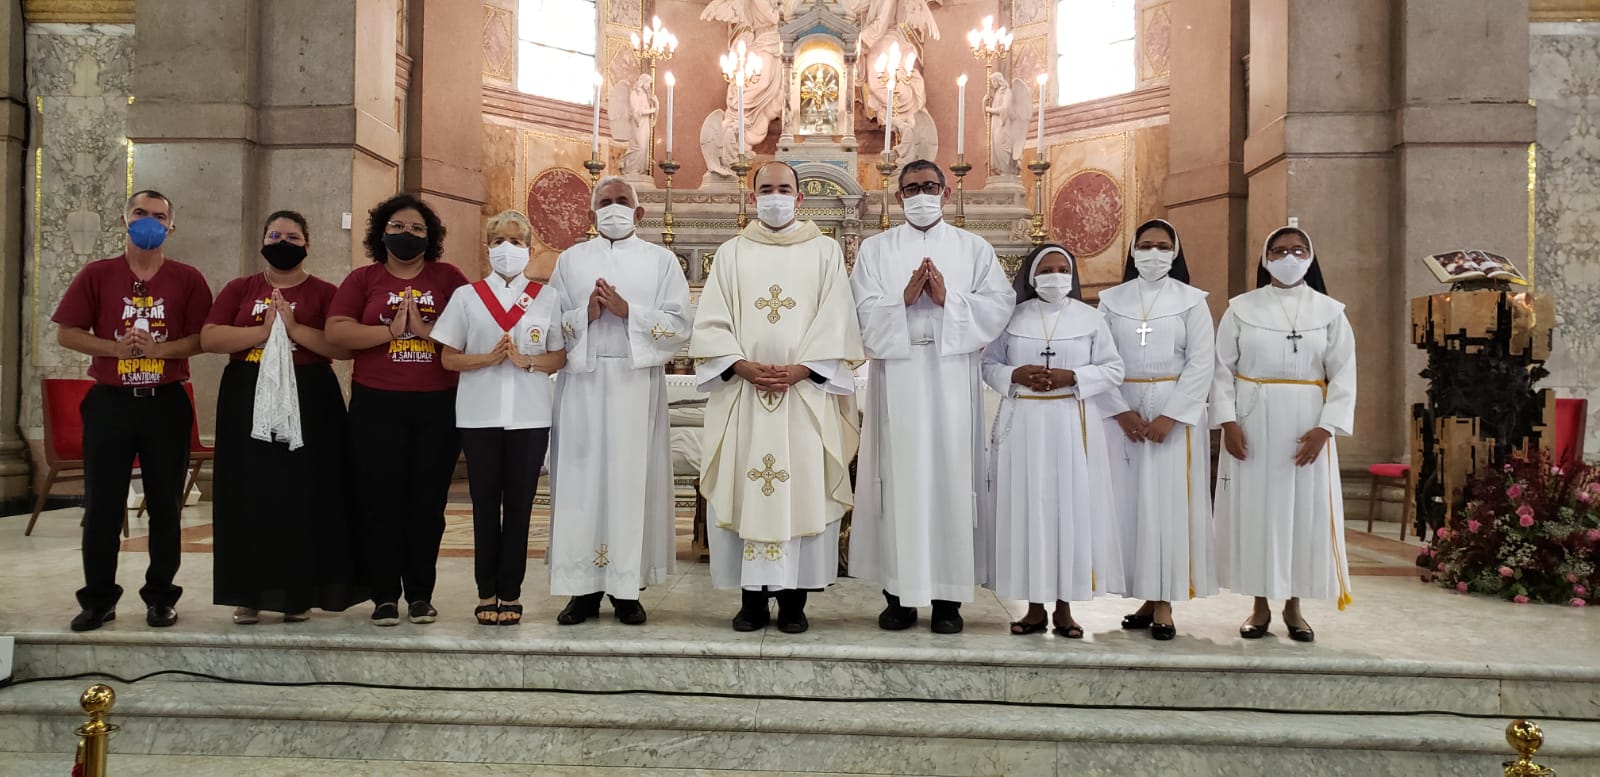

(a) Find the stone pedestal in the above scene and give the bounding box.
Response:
[0,2,26,505]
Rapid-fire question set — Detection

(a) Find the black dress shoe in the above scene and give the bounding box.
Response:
[407,601,438,624]
[877,590,917,631]
[1286,624,1315,643]
[1121,613,1154,630]
[609,596,647,626]
[146,605,177,628]
[556,592,603,625]
[930,600,964,634]
[732,590,770,632]
[1150,622,1177,641]
[775,590,809,634]
[1240,615,1272,640]
[70,607,116,632]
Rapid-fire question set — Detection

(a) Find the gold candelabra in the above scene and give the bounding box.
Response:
[731,157,753,229]
[877,157,896,230]
[951,156,972,228]
[584,155,605,239]
[969,15,1012,176]
[1027,157,1051,245]
[74,684,118,777]
[629,16,677,172]
[659,158,679,249]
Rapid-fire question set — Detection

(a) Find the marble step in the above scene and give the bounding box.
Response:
[0,753,895,777]
[13,626,1600,718]
[2,680,1598,777]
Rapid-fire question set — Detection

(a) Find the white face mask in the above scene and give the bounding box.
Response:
[1132,248,1175,282]
[1033,272,1073,303]
[488,242,529,277]
[902,193,944,228]
[755,194,796,228]
[1265,255,1313,286]
[594,204,637,240]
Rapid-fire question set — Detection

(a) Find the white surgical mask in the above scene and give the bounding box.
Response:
[595,204,637,240]
[755,194,796,229]
[488,242,529,277]
[1133,248,1175,282]
[1033,273,1073,303]
[1265,255,1312,286]
[902,193,944,228]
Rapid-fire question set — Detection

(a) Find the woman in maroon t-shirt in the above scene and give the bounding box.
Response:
[201,210,367,625]
[327,194,469,627]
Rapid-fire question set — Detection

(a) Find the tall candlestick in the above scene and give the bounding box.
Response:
[885,77,895,152]
[664,72,675,156]
[957,74,968,157]
[1035,72,1047,155]
[591,72,602,155]
[737,78,745,153]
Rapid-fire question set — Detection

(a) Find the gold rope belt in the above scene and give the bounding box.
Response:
[1014,393,1076,401]
[1237,375,1326,393]
[1125,375,1179,384]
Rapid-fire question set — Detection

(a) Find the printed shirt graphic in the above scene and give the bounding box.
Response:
[328,261,469,392]
[207,273,338,367]
[51,255,214,387]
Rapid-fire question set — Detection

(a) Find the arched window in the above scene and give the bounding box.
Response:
[517,0,599,104]
[1055,0,1136,105]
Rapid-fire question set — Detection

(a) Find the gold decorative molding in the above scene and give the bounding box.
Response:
[22,0,134,24]
[1531,1,1600,22]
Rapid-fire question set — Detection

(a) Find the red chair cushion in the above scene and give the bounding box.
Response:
[1554,398,1588,466]
[1368,463,1410,478]
[41,379,95,462]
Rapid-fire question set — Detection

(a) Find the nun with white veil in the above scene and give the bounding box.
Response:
[978,243,1126,639]
[1212,225,1357,644]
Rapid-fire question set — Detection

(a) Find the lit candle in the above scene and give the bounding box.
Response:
[956,74,968,157]
[592,72,603,156]
[885,76,895,152]
[664,72,675,157]
[1035,72,1047,155]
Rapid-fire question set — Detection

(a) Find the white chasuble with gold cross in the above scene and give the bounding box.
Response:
[691,220,864,590]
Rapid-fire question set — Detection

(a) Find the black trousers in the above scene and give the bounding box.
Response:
[348,384,460,605]
[78,383,193,611]
[460,427,548,600]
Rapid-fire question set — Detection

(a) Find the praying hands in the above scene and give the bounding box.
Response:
[588,278,629,321]
[902,258,947,307]
[732,360,810,393]
[1010,364,1075,393]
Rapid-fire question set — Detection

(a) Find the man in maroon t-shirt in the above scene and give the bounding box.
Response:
[51,189,214,632]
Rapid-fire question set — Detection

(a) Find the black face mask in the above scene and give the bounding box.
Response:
[260,241,307,270]
[383,232,428,261]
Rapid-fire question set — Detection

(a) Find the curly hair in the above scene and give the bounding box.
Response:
[363,193,447,262]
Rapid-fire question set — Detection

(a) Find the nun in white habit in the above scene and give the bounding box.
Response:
[1098,219,1216,642]
[1212,225,1357,643]
[978,244,1126,639]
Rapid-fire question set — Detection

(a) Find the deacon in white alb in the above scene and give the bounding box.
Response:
[691,161,864,635]
[546,177,692,626]
[1213,225,1357,644]
[1098,219,1216,642]
[849,159,1016,634]
[979,244,1125,639]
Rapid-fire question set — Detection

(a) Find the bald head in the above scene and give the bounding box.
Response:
[751,161,799,194]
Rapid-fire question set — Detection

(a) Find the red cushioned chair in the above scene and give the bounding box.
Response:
[27,379,130,538]
[1365,462,1413,540]
[135,382,213,518]
[1554,397,1588,467]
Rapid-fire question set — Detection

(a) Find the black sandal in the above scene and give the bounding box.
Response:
[1053,623,1084,639]
[1010,618,1048,635]
[1120,613,1154,630]
[1240,615,1272,640]
[474,603,500,626]
[498,603,524,626]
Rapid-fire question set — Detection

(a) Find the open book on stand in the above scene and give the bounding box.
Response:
[1423,249,1530,286]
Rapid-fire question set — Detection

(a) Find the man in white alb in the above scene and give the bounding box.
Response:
[849,159,1016,634]
[691,161,864,634]
[547,177,692,625]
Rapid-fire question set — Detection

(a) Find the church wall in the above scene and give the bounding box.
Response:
[1533,22,1600,458]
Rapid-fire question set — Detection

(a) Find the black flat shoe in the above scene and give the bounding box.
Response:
[1053,623,1084,639]
[475,603,500,626]
[70,607,115,632]
[732,590,770,632]
[930,601,963,634]
[877,590,917,631]
[556,592,603,625]
[1010,618,1048,635]
[775,591,808,634]
[609,596,647,626]
[1240,615,1272,639]
[1287,624,1315,643]
[1120,613,1154,630]
[371,602,400,627]
[1150,622,1176,641]
[146,605,177,628]
[407,601,437,624]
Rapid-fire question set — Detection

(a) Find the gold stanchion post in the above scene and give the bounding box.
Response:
[74,684,118,777]
[1504,719,1555,777]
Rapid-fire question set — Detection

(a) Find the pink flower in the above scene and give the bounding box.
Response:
[1553,466,1565,475]
[1514,595,1530,604]
[1516,505,1535,519]
[1508,485,1524,499]
[1568,573,1581,583]
[1571,598,1587,608]
[1499,566,1515,578]
[1505,464,1515,472]
[1519,515,1536,528]
[1455,581,1469,593]
[1436,563,1446,572]
[1589,482,1600,493]
[1436,527,1453,541]
[1580,491,1593,504]
[1467,520,1482,533]
[1576,585,1589,596]
[1588,529,1600,542]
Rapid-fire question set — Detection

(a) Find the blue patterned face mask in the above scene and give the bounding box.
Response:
[127,217,169,250]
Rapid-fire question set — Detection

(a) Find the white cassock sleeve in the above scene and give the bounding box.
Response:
[1070,316,1125,400]
[851,244,915,360]
[1210,308,1241,429]
[1160,302,1216,426]
[938,244,1017,357]
[1317,313,1357,437]
[979,334,1018,396]
[624,258,692,368]
[549,261,596,372]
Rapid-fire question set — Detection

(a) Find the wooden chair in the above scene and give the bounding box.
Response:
[1554,397,1588,467]
[1365,462,1413,540]
[135,382,213,518]
[29,379,133,538]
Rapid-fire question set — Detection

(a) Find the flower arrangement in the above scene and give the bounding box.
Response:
[1423,453,1598,606]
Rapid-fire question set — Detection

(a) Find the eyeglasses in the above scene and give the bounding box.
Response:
[132,279,148,297]
[266,231,306,244]
[386,220,429,237]
[1268,246,1309,258]
[899,182,944,197]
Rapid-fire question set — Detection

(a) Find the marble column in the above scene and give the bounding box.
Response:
[402,0,485,276]
[0,2,26,505]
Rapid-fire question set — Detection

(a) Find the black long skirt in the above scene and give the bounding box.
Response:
[212,360,368,613]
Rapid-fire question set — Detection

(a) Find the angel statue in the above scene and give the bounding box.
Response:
[891,109,939,167]
[699,108,743,180]
[850,0,940,53]
[985,73,1030,177]
[701,0,786,149]
[610,73,658,176]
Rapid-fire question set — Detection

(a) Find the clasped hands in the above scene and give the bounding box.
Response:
[902,258,947,307]
[1114,412,1179,444]
[114,326,161,359]
[733,360,810,393]
[478,332,562,372]
[1221,421,1331,466]
[257,289,299,344]
[1010,365,1075,393]
[386,286,433,339]
[587,278,629,321]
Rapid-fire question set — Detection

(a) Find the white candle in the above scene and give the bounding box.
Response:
[664,72,675,157]
[737,77,746,153]
[885,77,895,153]
[591,72,602,156]
[956,74,968,157]
[1035,72,1047,155]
